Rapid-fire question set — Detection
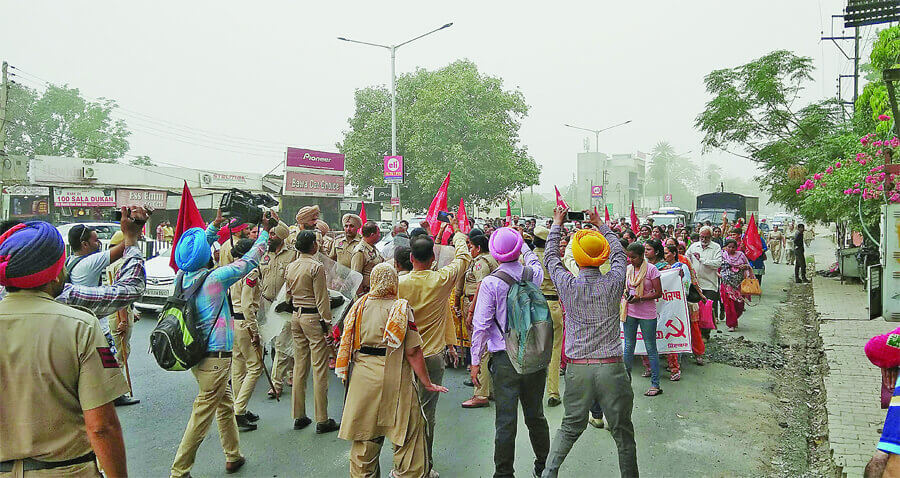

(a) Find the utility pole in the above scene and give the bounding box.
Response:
[0,61,8,156]
[822,14,859,116]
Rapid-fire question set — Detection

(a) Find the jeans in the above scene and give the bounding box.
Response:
[489,351,550,478]
[543,363,638,477]
[623,316,660,389]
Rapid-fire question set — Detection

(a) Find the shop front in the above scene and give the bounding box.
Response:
[53,187,117,224]
[282,148,346,227]
[4,186,51,222]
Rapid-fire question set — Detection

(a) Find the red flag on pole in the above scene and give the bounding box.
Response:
[359,201,367,227]
[169,181,207,272]
[604,206,610,223]
[505,200,512,226]
[425,172,451,236]
[554,186,569,209]
[630,202,640,234]
[458,198,471,234]
[743,214,764,261]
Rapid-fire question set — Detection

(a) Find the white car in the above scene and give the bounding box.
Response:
[56,222,120,255]
[134,248,176,313]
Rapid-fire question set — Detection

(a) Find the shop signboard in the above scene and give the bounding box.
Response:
[284,171,345,197]
[286,148,345,171]
[591,185,603,198]
[199,171,251,189]
[3,185,50,196]
[373,187,392,202]
[54,188,116,207]
[116,189,167,209]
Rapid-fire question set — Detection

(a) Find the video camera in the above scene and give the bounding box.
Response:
[219,189,278,225]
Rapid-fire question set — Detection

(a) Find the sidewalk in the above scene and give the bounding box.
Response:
[810,236,887,477]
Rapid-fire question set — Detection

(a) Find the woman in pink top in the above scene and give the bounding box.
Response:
[622,242,664,396]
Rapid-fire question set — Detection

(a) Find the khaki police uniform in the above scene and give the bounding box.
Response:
[287,225,323,253]
[284,253,333,423]
[0,291,129,478]
[533,246,564,400]
[350,240,384,297]
[464,253,499,398]
[231,269,263,416]
[260,245,298,392]
[218,237,236,268]
[329,233,361,269]
[105,258,134,368]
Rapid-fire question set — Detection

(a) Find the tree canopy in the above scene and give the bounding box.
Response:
[5,83,130,161]
[338,60,540,211]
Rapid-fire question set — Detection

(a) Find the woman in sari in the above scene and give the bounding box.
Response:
[336,263,448,478]
[718,238,752,332]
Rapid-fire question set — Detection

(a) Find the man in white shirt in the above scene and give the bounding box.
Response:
[686,226,722,336]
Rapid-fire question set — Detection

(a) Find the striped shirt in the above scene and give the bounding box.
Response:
[544,224,626,360]
[182,224,268,352]
[56,246,146,318]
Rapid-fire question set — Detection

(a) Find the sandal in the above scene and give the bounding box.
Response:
[695,356,705,366]
[641,369,652,378]
[670,371,681,381]
[644,387,663,397]
[267,388,282,399]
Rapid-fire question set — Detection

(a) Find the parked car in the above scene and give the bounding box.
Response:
[134,247,175,313]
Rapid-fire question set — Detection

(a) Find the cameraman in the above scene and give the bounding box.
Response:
[170,209,277,478]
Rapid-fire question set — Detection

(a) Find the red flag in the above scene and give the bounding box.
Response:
[458,198,471,234]
[630,202,640,234]
[169,181,207,272]
[743,214,764,261]
[554,186,570,208]
[604,206,610,223]
[505,200,512,226]
[425,171,451,236]
[359,201,367,227]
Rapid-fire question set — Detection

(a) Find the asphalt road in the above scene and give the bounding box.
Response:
[117,259,794,478]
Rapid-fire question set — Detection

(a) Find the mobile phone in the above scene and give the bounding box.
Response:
[437,211,451,223]
[566,211,586,221]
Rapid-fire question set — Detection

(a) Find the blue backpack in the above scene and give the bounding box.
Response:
[490,268,554,375]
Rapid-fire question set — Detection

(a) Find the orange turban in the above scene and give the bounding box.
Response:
[571,229,610,267]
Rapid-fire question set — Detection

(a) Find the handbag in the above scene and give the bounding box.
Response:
[687,285,702,303]
[698,300,715,329]
[741,277,761,296]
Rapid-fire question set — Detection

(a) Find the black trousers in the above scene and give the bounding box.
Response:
[489,351,550,478]
[795,250,807,280]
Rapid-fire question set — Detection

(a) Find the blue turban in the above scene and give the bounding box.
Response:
[0,221,66,288]
[175,227,211,272]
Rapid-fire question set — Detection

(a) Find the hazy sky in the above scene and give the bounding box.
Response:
[1,0,867,195]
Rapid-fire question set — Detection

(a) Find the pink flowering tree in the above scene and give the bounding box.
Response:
[796,116,900,233]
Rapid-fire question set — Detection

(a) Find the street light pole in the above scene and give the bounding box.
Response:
[563,120,632,207]
[339,23,453,226]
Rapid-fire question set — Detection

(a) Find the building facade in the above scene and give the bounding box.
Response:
[575,151,645,217]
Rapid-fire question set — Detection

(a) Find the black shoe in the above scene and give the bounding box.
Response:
[316,418,340,434]
[293,417,312,430]
[235,414,257,432]
[244,410,259,422]
[547,396,561,407]
[113,395,140,407]
[463,378,474,387]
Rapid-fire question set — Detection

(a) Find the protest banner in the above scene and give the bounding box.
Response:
[620,268,692,355]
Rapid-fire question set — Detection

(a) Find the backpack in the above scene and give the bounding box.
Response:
[64,252,100,285]
[490,268,554,375]
[149,269,217,371]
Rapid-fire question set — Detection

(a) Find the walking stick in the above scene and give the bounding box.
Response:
[255,341,279,402]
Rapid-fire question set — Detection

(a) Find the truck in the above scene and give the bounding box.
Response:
[693,192,759,228]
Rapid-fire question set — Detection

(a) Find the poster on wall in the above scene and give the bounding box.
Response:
[619,268,692,355]
[53,188,116,207]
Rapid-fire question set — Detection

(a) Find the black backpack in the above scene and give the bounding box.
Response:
[150,269,217,371]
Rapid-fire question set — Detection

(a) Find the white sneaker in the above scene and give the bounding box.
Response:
[428,470,440,478]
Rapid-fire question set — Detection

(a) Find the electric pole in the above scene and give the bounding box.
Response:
[0,61,8,156]
[822,15,860,116]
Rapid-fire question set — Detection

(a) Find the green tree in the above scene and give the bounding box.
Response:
[855,26,900,135]
[338,60,540,211]
[128,155,155,166]
[5,83,130,161]
[646,141,700,210]
[695,50,848,210]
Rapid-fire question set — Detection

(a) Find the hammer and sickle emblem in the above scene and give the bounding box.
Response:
[665,319,686,339]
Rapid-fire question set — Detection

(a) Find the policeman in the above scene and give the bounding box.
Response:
[288,205,321,250]
[225,238,262,432]
[0,221,130,477]
[217,220,250,268]
[350,221,384,296]
[259,222,297,399]
[284,230,340,434]
[460,230,499,409]
[104,231,137,401]
[315,220,333,258]
[329,214,362,268]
